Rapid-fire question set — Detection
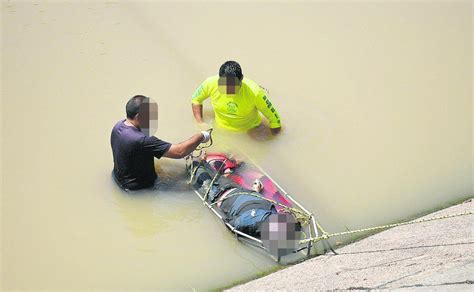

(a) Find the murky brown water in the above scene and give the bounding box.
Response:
[2,1,471,290]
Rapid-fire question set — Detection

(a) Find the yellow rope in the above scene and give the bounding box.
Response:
[203,159,228,202]
[302,210,474,244]
[187,162,200,185]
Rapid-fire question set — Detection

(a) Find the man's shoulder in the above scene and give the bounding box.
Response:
[112,119,125,130]
[203,75,219,87]
[242,77,258,86]
[112,120,144,142]
[242,77,265,97]
[205,75,219,82]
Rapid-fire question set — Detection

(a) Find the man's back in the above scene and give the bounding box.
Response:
[110,120,171,190]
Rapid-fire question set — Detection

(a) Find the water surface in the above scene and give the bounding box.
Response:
[2,1,471,290]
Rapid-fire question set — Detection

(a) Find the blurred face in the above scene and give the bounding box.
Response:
[218,76,242,95]
[137,98,158,137]
[261,213,301,258]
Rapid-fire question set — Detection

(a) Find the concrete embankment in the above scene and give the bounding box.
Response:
[228,199,473,291]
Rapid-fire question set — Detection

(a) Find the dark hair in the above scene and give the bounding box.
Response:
[219,61,243,80]
[126,95,147,119]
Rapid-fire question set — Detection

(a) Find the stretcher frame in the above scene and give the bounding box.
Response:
[186,152,320,261]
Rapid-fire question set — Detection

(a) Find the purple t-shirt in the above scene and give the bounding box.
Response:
[111,120,171,190]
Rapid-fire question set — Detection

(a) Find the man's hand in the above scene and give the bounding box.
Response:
[271,127,281,135]
[201,130,211,143]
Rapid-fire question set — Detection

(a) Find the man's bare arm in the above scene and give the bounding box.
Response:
[192,103,204,123]
[163,133,204,159]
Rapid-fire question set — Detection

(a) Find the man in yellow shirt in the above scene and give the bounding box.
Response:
[191,61,282,134]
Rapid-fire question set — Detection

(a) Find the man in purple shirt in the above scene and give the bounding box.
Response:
[111,95,210,191]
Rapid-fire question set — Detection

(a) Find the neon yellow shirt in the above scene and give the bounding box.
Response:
[191,75,281,131]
